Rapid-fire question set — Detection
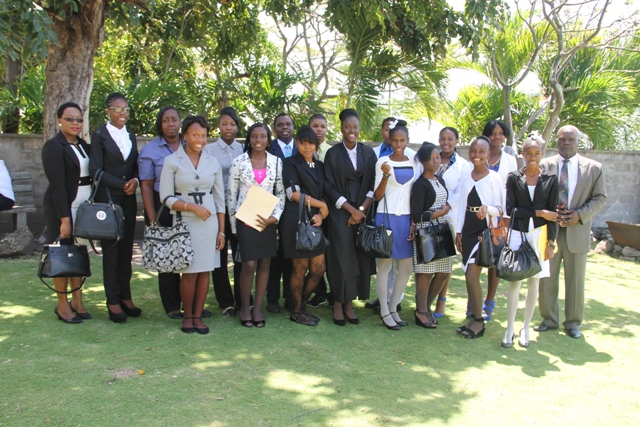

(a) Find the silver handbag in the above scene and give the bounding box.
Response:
[142,197,194,273]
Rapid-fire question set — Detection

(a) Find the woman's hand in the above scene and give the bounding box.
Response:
[311,213,323,227]
[539,209,558,222]
[477,205,488,220]
[123,179,138,196]
[257,215,277,231]
[544,245,555,261]
[216,232,226,251]
[59,218,72,239]
[456,233,462,254]
[348,209,365,226]
[408,223,416,241]
[439,204,451,217]
[193,205,212,221]
[380,162,391,175]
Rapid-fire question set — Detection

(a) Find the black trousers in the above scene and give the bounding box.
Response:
[210,211,243,309]
[144,191,181,314]
[0,194,14,212]
[266,230,292,304]
[101,194,137,305]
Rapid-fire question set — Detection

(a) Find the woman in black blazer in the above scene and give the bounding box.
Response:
[89,93,140,323]
[42,102,92,323]
[502,132,558,348]
[281,126,329,326]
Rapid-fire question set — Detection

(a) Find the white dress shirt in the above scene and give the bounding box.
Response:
[559,153,580,207]
[106,122,132,160]
[277,139,295,158]
[335,142,374,209]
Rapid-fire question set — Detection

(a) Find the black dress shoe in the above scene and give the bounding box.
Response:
[120,301,142,317]
[107,306,128,323]
[70,305,92,320]
[365,299,380,309]
[202,309,212,318]
[533,323,557,332]
[307,295,326,307]
[566,328,582,339]
[167,311,184,319]
[222,307,237,317]
[54,306,83,324]
[267,302,281,313]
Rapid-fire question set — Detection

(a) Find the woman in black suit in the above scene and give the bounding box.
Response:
[89,92,140,323]
[502,132,558,348]
[323,109,377,326]
[42,102,92,323]
[281,126,329,326]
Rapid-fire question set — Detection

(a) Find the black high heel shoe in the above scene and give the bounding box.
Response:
[107,305,127,323]
[343,309,360,325]
[380,313,400,330]
[390,311,408,327]
[501,333,515,348]
[461,317,486,339]
[415,310,436,329]
[193,317,209,335]
[120,301,142,318]
[70,304,92,320]
[290,311,318,326]
[54,306,82,324]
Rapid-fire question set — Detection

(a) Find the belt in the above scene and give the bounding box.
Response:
[175,191,212,205]
[467,206,482,213]
[78,176,91,186]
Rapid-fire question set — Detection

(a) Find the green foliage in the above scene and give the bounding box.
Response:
[0,0,58,59]
[0,64,45,133]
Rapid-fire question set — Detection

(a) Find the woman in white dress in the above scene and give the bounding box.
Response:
[502,133,558,348]
[432,127,470,319]
[41,102,92,323]
[160,116,226,334]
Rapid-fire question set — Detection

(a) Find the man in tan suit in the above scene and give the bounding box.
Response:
[535,125,607,338]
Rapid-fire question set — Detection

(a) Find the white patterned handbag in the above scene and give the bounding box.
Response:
[142,198,194,273]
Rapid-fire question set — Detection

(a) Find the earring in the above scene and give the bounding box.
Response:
[58,123,61,127]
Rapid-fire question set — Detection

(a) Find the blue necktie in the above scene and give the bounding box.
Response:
[283,144,292,158]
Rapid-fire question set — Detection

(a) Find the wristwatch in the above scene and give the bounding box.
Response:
[547,241,556,249]
[359,206,365,211]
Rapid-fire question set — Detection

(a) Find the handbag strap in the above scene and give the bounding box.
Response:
[37,237,87,294]
[87,169,104,203]
[154,195,182,225]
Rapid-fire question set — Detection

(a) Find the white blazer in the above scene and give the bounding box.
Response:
[374,151,421,216]
[440,152,471,230]
[456,169,505,233]
[227,152,285,234]
[495,150,518,185]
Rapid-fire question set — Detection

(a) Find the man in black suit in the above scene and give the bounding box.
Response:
[266,113,296,313]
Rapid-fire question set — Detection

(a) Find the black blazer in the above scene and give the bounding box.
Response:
[282,153,325,217]
[89,124,139,203]
[42,131,91,219]
[506,169,558,241]
[270,139,298,160]
[410,175,448,223]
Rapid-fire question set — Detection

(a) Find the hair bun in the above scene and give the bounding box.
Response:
[396,119,407,127]
[339,108,359,122]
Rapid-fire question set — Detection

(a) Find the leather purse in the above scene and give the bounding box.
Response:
[295,193,328,252]
[356,200,392,259]
[475,210,506,268]
[496,208,542,281]
[37,237,91,293]
[142,197,194,273]
[74,169,125,243]
[415,212,456,264]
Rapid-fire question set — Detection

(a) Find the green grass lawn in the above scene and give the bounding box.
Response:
[0,253,638,427]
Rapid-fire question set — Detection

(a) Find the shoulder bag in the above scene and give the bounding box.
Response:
[142,196,194,273]
[356,198,393,259]
[37,237,91,293]
[295,193,328,252]
[74,169,126,244]
[475,208,507,268]
[496,208,542,281]
[415,212,456,264]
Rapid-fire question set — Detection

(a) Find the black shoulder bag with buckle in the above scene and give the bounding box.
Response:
[415,212,456,264]
[496,208,542,281]
[37,237,91,293]
[356,197,393,259]
[295,193,328,252]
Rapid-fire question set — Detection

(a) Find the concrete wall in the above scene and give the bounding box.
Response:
[1,135,638,234]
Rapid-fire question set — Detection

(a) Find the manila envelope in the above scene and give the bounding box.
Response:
[235,185,279,231]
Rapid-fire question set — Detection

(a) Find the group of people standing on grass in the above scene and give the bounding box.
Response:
[41,92,607,347]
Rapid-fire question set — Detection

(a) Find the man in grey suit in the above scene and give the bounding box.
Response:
[535,125,607,338]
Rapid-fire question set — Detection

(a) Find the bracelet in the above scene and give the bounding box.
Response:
[218,232,225,236]
[307,195,311,210]
[382,173,391,179]
[184,202,188,211]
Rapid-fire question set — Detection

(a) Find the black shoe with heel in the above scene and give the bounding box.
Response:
[461,317,485,339]
[390,311,407,327]
[120,301,142,318]
[415,310,436,329]
[70,304,92,320]
[107,305,127,323]
[55,306,82,324]
[380,313,400,331]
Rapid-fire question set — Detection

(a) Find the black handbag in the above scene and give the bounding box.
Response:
[142,196,194,273]
[37,237,91,293]
[356,199,393,259]
[295,193,328,252]
[74,169,126,244]
[496,209,542,281]
[415,212,456,264]
[475,211,507,268]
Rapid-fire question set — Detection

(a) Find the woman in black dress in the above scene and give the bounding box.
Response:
[89,93,140,323]
[281,126,329,326]
[323,109,377,326]
[42,102,92,323]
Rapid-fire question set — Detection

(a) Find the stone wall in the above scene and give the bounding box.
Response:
[1,135,638,235]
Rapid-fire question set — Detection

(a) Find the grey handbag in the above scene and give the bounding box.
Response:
[142,196,194,273]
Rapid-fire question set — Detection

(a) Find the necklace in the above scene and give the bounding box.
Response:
[487,152,501,168]
[250,156,267,170]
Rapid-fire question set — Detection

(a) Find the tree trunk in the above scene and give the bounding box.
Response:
[502,84,514,147]
[43,0,106,142]
[542,73,564,144]
[3,54,22,133]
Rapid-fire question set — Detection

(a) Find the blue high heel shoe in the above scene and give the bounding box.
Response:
[483,299,496,321]
[433,297,446,319]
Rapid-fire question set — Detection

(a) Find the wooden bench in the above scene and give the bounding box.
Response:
[0,171,36,230]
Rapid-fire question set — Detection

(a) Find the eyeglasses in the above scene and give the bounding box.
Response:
[62,118,84,123]
[109,106,131,113]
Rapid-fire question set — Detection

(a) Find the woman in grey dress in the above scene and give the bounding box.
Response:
[160,116,226,334]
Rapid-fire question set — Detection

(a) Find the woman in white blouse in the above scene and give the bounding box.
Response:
[372,120,420,330]
[227,123,285,328]
[455,136,505,339]
[432,127,470,319]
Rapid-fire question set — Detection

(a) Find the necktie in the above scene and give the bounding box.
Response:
[558,159,569,209]
[283,144,292,158]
